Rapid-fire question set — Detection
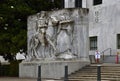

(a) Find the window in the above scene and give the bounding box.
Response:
[90,36,97,50]
[50,0,64,9]
[60,0,64,8]
[75,0,82,8]
[93,0,102,5]
[117,34,120,49]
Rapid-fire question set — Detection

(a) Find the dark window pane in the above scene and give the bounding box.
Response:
[117,34,120,49]
[60,0,64,8]
[75,0,82,8]
[93,0,102,5]
[51,0,64,9]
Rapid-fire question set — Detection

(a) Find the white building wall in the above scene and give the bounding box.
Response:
[64,0,75,8]
[82,0,87,8]
[86,0,93,8]
[64,0,120,55]
[88,0,120,55]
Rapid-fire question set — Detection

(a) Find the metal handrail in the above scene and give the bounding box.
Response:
[100,48,112,60]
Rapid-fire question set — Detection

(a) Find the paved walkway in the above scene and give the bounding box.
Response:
[0,77,111,81]
[0,77,37,81]
[0,77,63,81]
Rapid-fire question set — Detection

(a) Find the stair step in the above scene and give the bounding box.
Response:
[68,64,120,81]
[77,71,120,72]
[71,72,120,75]
[68,78,119,81]
[70,74,120,76]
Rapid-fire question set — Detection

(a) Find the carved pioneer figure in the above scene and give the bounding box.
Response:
[29,11,56,59]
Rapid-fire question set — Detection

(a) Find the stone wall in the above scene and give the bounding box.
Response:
[19,60,89,79]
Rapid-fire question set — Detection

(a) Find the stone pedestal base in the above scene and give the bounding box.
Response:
[19,60,90,79]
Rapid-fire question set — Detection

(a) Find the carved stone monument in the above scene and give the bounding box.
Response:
[19,8,90,79]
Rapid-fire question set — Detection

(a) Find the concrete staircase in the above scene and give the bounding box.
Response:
[68,64,120,81]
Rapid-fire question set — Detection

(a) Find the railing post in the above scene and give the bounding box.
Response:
[103,52,104,60]
[64,65,68,81]
[97,65,101,81]
[110,48,112,56]
[116,52,119,64]
[101,48,112,62]
[37,66,41,81]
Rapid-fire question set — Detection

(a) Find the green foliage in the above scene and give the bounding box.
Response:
[0,61,20,76]
[0,0,62,58]
[0,65,10,76]
[9,61,20,76]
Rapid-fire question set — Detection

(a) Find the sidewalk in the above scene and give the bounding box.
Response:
[0,77,63,81]
[0,77,36,81]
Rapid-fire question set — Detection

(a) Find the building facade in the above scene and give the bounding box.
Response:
[64,0,120,55]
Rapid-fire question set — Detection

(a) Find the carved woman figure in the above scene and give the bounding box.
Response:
[56,13,74,55]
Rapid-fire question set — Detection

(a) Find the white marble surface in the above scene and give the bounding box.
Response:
[27,8,89,60]
[88,0,120,55]
[19,60,90,79]
[64,0,75,8]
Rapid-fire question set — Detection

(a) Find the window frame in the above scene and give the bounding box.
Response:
[89,36,97,50]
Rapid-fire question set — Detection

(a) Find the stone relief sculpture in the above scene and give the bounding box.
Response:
[50,12,76,59]
[29,11,57,60]
[21,9,89,79]
[56,13,75,58]
[28,11,78,61]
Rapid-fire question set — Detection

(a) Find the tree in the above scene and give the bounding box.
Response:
[0,0,62,61]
